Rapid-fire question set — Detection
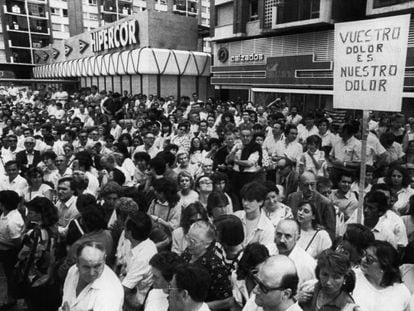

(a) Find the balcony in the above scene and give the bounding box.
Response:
[6,24,29,33]
[367,0,414,15]
[173,2,198,15]
[3,4,49,19]
[271,0,333,30]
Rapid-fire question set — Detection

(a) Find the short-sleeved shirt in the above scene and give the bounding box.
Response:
[121,238,158,304]
[0,209,24,250]
[330,136,361,162]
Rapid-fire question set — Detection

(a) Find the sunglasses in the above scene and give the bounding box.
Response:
[249,271,285,294]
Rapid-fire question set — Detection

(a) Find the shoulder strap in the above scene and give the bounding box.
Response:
[305,230,320,251]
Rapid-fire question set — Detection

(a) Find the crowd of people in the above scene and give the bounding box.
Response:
[1,82,414,311]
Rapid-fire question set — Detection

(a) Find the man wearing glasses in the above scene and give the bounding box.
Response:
[254,255,302,311]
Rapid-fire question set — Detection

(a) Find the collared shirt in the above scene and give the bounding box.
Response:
[284,246,316,288]
[121,238,157,305]
[298,125,319,144]
[0,174,29,198]
[147,199,181,230]
[376,210,408,247]
[319,130,337,147]
[286,114,303,126]
[329,189,359,221]
[234,209,275,252]
[263,134,284,155]
[56,196,79,234]
[330,136,361,162]
[62,265,124,311]
[0,209,24,250]
[393,187,414,215]
[273,139,303,163]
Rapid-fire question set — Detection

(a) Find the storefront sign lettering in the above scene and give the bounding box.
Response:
[91,20,139,53]
[231,53,264,63]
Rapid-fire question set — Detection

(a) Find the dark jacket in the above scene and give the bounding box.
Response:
[15,150,42,174]
[286,190,337,241]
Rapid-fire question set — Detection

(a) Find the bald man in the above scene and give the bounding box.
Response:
[254,255,302,311]
[274,219,316,289]
[60,241,124,311]
[286,171,336,240]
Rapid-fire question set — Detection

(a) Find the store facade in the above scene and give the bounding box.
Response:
[211,0,414,114]
[32,10,212,99]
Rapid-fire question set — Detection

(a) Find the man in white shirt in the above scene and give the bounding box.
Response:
[273,125,303,165]
[133,132,160,159]
[0,160,29,198]
[168,264,212,311]
[361,190,408,249]
[55,177,79,237]
[273,219,316,287]
[122,211,157,310]
[60,241,124,311]
[254,255,303,311]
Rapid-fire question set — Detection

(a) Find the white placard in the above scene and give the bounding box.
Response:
[334,14,410,112]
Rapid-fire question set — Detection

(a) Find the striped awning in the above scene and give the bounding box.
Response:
[33,47,211,78]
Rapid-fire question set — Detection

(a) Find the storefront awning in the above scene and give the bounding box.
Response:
[33,47,211,79]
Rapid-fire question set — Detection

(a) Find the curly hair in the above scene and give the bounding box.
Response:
[26,197,58,228]
[385,164,411,188]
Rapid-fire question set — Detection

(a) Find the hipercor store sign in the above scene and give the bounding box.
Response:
[90,19,139,53]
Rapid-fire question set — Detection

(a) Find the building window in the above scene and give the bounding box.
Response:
[62,9,68,17]
[50,7,61,15]
[250,0,258,20]
[52,23,61,31]
[89,0,98,5]
[89,13,98,20]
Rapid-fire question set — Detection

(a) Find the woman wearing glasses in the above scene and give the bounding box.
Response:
[353,240,411,311]
[301,249,355,311]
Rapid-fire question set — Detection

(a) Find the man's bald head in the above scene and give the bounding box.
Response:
[255,255,299,308]
[259,255,298,287]
[275,219,300,255]
[299,171,316,197]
